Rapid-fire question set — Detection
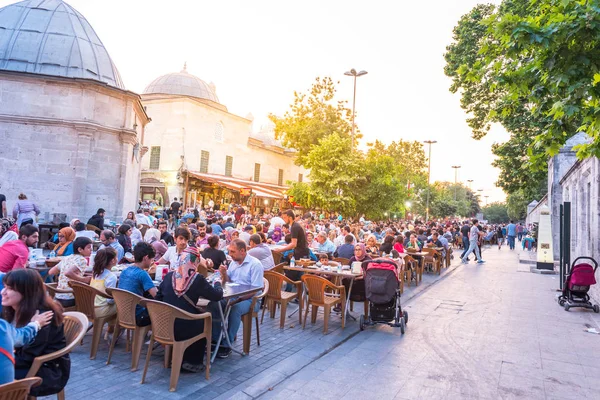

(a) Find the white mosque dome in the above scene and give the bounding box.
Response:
[0,0,125,89]
[143,65,220,104]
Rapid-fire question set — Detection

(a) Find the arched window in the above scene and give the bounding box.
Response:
[214,121,224,142]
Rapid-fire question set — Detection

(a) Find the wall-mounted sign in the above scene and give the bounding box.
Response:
[240,188,252,196]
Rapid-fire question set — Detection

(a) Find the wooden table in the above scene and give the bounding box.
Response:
[284,265,362,320]
[204,283,263,362]
[45,257,65,268]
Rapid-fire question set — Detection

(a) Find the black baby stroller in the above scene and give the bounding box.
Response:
[359,258,408,333]
[558,257,599,313]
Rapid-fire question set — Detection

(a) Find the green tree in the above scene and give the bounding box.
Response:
[446,0,600,171]
[506,189,529,221]
[481,202,509,224]
[444,2,551,201]
[269,77,355,166]
[288,133,364,215]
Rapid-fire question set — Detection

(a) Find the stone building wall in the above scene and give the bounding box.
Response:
[560,156,600,304]
[140,96,306,199]
[0,72,149,223]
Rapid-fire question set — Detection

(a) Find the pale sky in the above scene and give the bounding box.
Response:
[2,0,508,202]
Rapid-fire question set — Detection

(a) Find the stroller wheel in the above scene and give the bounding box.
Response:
[359,315,365,331]
[400,318,406,334]
[403,311,408,324]
[558,299,565,307]
[564,303,570,312]
[593,305,600,313]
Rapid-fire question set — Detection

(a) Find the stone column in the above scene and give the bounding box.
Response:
[71,129,95,220]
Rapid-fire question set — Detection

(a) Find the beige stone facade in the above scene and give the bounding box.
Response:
[140,87,306,207]
[0,71,150,222]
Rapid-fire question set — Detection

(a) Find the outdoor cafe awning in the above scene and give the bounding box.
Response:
[185,171,287,200]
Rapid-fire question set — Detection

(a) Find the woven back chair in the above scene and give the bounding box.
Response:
[69,281,116,360]
[26,312,88,400]
[272,262,286,274]
[44,283,76,311]
[86,224,101,235]
[105,288,151,371]
[333,257,350,265]
[271,250,283,265]
[403,255,420,286]
[140,299,212,392]
[262,271,302,329]
[0,377,42,400]
[301,274,345,334]
[241,278,269,354]
[422,248,442,275]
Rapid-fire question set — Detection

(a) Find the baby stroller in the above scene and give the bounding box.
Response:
[558,257,599,313]
[359,258,408,333]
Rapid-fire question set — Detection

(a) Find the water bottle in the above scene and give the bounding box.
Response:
[337,264,342,274]
[290,256,295,268]
[49,250,56,258]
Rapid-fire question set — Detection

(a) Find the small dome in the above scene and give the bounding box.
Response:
[143,64,220,104]
[0,0,125,89]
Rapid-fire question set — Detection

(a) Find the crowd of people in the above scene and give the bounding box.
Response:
[0,193,531,395]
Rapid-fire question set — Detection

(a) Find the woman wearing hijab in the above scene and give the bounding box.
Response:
[54,227,76,256]
[155,247,224,373]
[343,243,372,313]
[144,228,168,261]
[365,234,379,257]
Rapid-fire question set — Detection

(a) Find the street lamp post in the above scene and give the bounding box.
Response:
[484,195,489,206]
[451,165,461,201]
[423,140,437,221]
[467,179,473,190]
[344,68,368,147]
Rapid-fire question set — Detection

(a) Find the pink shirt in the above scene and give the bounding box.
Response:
[0,240,29,273]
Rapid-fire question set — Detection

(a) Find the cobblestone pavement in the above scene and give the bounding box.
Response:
[260,247,600,400]
[42,252,465,400]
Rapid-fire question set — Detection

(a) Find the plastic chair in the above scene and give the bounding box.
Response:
[423,248,442,275]
[26,311,88,400]
[68,281,116,360]
[140,299,212,392]
[241,278,269,354]
[44,283,76,312]
[301,274,345,334]
[0,377,42,400]
[333,257,350,265]
[272,262,286,274]
[105,288,151,371]
[86,224,101,235]
[262,271,302,329]
[271,250,283,265]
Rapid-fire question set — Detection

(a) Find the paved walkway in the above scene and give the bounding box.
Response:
[260,247,600,400]
[43,251,464,400]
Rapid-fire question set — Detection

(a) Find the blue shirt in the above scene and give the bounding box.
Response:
[100,241,124,262]
[507,223,517,236]
[317,239,336,254]
[227,254,264,288]
[118,265,154,316]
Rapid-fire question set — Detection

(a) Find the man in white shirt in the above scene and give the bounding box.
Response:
[74,222,97,239]
[239,225,253,245]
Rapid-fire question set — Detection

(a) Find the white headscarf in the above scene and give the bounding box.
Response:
[144,228,161,244]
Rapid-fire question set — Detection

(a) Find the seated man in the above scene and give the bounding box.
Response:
[426,232,446,258]
[315,231,336,255]
[0,225,38,273]
[247,234,275,271]
[334,235,355,259]
[98,230,125,262]
[158,221,174,246]
[209,239,264,359]
[87,208,105,230]
[74,222,97,239]
[117,242,157,326]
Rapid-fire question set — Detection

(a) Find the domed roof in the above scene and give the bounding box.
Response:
[0,0,124,89]
[143,64,220,104]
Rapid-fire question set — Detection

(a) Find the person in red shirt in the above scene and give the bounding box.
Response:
[0,225,39,273]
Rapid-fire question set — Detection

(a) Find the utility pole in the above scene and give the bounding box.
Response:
[424,140,437,221]
[451,165,461,201]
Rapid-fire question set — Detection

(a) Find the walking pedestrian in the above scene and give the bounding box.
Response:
[460,221,471,260]
[461,219,485,264]
[506,220,517,250]
[516,223,524,242]
[496,225,504,250]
